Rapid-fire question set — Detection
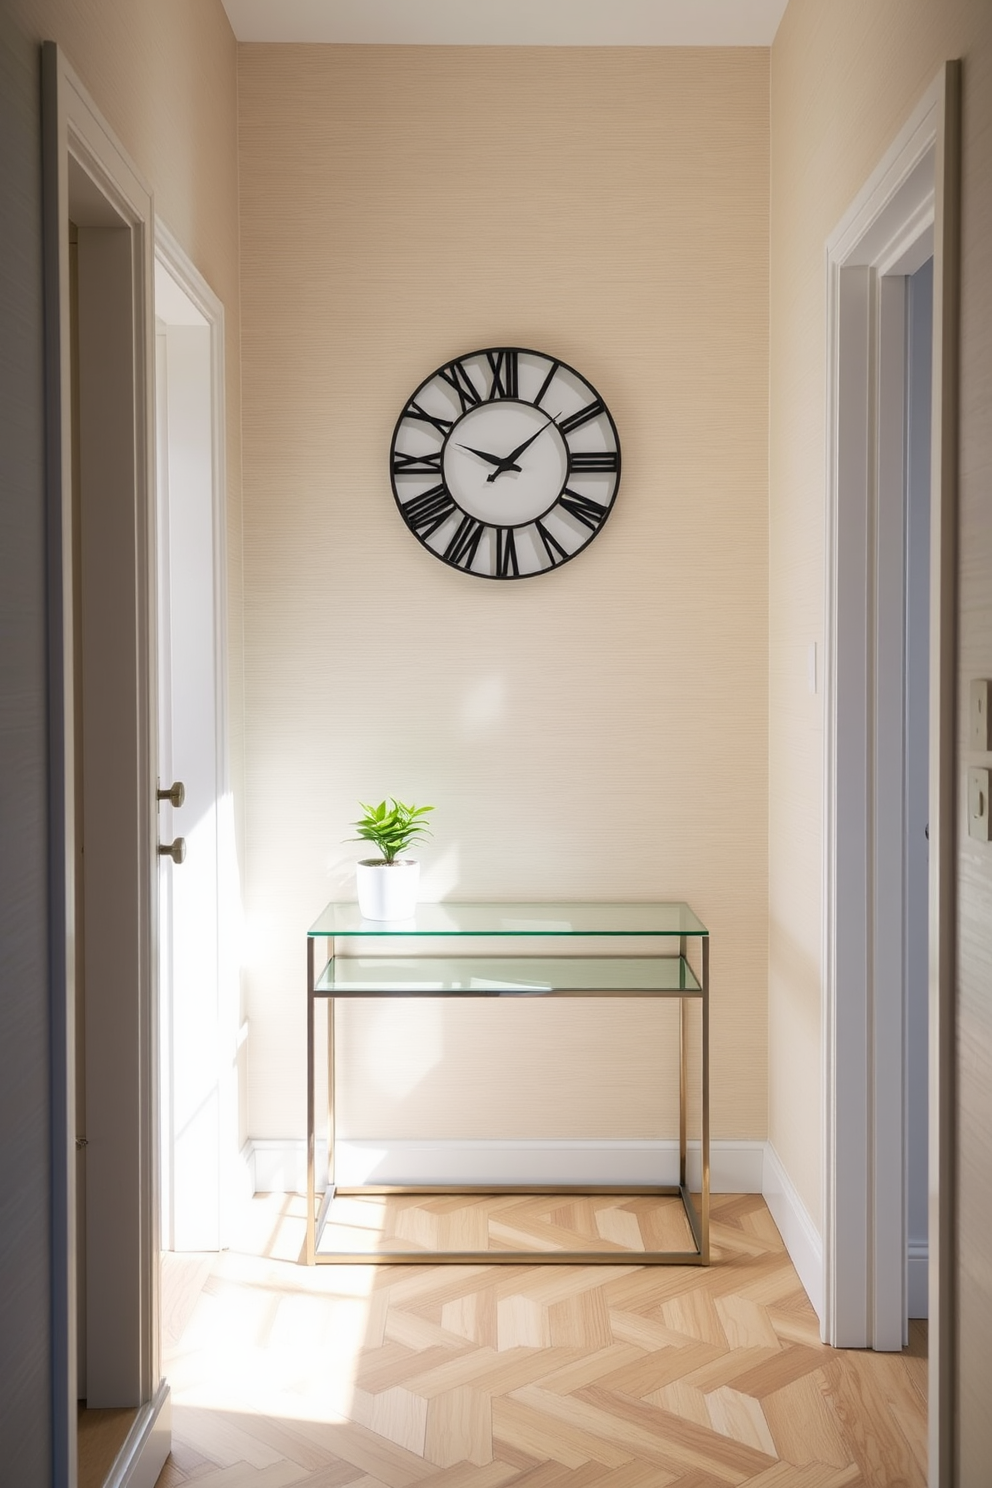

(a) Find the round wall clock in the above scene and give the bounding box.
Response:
[389,347,621,579]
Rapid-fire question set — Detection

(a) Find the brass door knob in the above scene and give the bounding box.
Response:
[157,781,186,809]
[158,838,186,865]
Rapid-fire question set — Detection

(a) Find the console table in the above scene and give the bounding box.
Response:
[305,901,709,1266]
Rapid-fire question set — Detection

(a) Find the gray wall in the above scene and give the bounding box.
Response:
[0,16,54,1483]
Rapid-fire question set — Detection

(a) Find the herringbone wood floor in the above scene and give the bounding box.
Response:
[155,1193,927,1488]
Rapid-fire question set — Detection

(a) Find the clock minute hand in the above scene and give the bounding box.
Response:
[497,411,560,470]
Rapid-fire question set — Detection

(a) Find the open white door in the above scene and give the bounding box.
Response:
[154,232,237,1254]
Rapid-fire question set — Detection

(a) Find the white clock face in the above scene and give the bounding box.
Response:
[390,348,621,579]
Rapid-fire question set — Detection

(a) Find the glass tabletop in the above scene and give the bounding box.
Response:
[308,901,707,937]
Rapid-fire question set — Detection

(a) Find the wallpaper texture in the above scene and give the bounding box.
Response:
[238,45,770,1146]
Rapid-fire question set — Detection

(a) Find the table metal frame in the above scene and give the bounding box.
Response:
[305,909,709,1267]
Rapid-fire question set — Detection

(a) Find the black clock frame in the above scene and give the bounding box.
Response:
[389,346,622,581]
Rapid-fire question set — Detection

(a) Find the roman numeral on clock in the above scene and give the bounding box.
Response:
[567,449,618,474]
[444,513,485,569]
[496,527,519,578]
[558,398,605,436]
[404,399,453,437]
[439,358,482,413]
[535,518,569,568]
[534,358,561,409]
[559,490,609,532]
[486,349,519,401]
[392,449,443,476]
[402,484,456,537]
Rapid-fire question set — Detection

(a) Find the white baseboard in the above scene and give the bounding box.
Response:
[243,1137,765,1195]
[762,1142,823,1323]
[907,1240,929,1319]
[106,1379,171,1488]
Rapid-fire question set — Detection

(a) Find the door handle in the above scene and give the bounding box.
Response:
[157,780,186,809]
[158,838,186,865]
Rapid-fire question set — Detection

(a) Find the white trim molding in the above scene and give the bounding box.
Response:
[762,1143,823,1321]
[822,59,958,1479]
[42,39,162,1472]
[243,1137,765,1197]
[908,1241,929,1321]
[105,1380,171,1488]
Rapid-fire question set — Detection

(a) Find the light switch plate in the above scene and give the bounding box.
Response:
[968,767,990,842]
[971,679,991,751]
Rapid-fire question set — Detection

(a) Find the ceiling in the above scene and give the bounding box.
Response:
[220,0,790,47]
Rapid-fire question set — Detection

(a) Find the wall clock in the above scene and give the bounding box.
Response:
[389,347,621,579]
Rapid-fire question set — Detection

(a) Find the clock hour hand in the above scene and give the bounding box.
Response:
[457,442,522,475]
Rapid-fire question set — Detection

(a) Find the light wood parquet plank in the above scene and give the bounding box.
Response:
[510,1383,753,1482]
[492,1395,632,1472]
[415,1461,519,1488]
[424,1387,492,1468]
[598,1341,728,1396]
[274,1417,437,1486]
[759,1370,849,1469]
[571,1463,668,1488]
[537,1345,648,1396]
[371,1388,429,1457]
[268,1462,366,1488]
[763,1307,824,1350]
[404,1346,584,1400]
[606,1310,702,1353]
[497,1294,551,1351]
[203,1412,357,1474]
[705,1385,778,1457]
[648,1378,713,1433]
[725,1346,829,1400]
[157,1195,927,1488]
[592,1207,645,1252]
[739,1464,864,1488]
[385,1308,483,1352]
[819,1355,925,1488]
[678,1347,782,1396]
[177,1465,310,1488]
[714,1295,782,1350]
[442,1290,497,1347]
[571,1385,777,1481]
[548,1288,612,1350]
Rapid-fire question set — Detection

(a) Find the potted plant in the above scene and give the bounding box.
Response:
[348,797,434,920]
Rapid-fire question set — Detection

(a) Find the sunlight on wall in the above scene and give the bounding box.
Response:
[458,674,506,734]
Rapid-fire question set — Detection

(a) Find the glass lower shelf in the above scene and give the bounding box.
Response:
[314,954,702,997]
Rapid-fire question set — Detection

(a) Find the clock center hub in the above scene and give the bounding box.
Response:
[443,400,568,528]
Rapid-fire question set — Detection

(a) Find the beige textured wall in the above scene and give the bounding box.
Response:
[770,0,992,1472]
[8,0,246,863]
[238,45,769,1146]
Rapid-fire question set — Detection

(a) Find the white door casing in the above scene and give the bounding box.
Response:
[823,59,959,1484]
[42,38,169,1481]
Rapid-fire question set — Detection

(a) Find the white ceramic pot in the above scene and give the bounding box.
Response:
[355,858,420,921]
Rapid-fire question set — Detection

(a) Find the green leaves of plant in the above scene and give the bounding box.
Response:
[347,798,435,864]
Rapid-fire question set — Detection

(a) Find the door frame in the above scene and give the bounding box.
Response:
[822,60,959,1481]
[42,41,168,1483]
